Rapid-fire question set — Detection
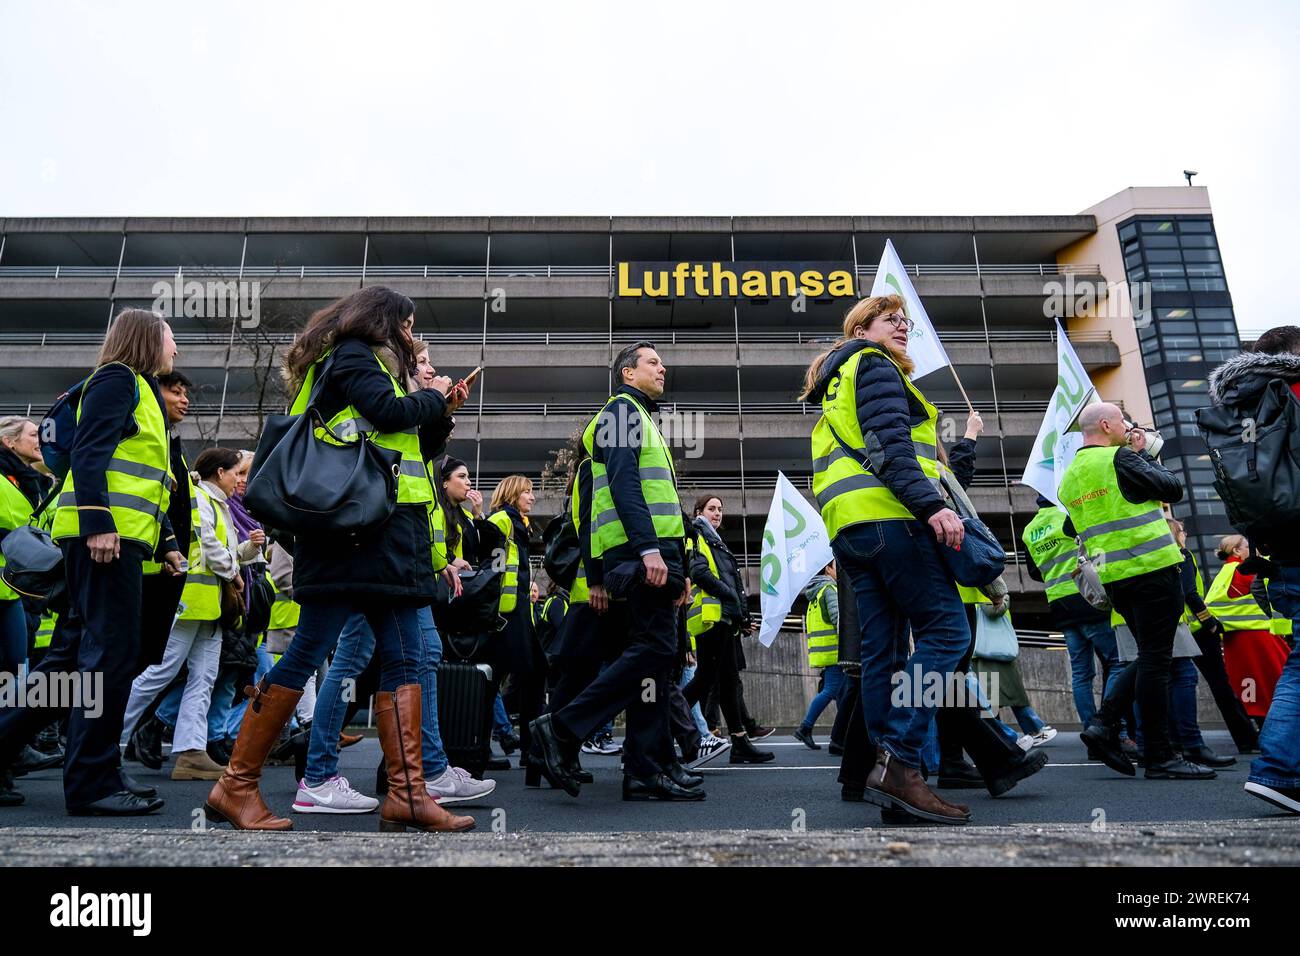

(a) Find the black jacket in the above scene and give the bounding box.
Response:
[946,437,977,491]
[591,384,686,575]
[492,505,538,675]
[290,337,451,603]
[690,517,747,624]
[805,340,946,523]
[67,364,176,559]
[166,432,191,556]
[1209,350,1300,563]
[1062,446,1185,538]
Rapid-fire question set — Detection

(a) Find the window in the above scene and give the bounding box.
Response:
[1153,279,1189,291]
[1125,252,1145,269]
[1180,220,1213,233]
[1197,308,1234,319]
[1159,307,1193,320]
[1143,235,1180,248]
[1182,249,1220,263]
[1146,248,1183,262]
[1186,262,1224,278]
[1119,223,1138,241]
[1197,320,1236,333]
[1151,394,1172,412]
[1189,278,1228,292]
[1179,235,1218,248]
[1142,220,1176,233]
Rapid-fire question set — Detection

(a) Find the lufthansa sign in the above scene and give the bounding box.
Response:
[616,261,857,299]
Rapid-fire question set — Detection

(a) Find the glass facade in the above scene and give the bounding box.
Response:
[1120,215,1238,572]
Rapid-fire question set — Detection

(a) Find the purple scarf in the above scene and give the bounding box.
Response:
[227,492,262,543]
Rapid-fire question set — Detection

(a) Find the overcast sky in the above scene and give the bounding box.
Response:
[1,1,1295,328]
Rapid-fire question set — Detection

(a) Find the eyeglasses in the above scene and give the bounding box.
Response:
[881,312,914,332]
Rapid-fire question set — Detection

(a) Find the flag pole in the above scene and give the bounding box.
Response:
[948,364,976,415]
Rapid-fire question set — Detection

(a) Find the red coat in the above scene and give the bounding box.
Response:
[1220,557,1291,718]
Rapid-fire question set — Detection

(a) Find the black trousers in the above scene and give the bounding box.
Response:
[138,571,185,672]
[1096,566,1184,763]
[554,580,678,778]
[683,622,744,735]
[1191,624,1259,750]
[548,604,606,717]
[837,677,875,788]
[0,541,146,808]
[936,605,1024,774]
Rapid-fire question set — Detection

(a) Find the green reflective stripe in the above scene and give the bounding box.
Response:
[184,572,220,587]
[399,459,428,479]
[56,490,163,523]
[433,527,446,543]
[812,441,935,473]
[274,592,295,603]
[107,457,170,484]
[1077,508,1167,542]
[591,500,683,532]
[1044,572,1076,590]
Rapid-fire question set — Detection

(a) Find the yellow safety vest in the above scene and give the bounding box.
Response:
[487,509,521,615]
[687,533,724,639]
[1205,561,1291,636]
[267,572,300,631]
[176,484,231,622]
[811,345,941,538]
[289,350,434,506]
[52,365,172,551]
[0,477,33,601]
[804,582,838,667]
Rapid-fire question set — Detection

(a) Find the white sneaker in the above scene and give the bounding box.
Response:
[1015,734,1034,752]
[426,766,496,805]
[1030,726,1058,747]
[688,735,731,769]
[292,775,379,814]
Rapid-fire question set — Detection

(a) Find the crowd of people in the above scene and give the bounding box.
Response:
[1,287,1298,827]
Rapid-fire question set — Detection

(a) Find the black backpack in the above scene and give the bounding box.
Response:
[1196,378,1300,547]
[542,508,581,590]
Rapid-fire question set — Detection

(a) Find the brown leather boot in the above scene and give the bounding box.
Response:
[203,681,303,831]
[863,747,971,825]
[376,684,475,833]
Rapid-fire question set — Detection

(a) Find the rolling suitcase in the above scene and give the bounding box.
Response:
[436,659,496,781]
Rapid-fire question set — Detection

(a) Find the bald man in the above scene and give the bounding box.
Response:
[1058,403,1212,780]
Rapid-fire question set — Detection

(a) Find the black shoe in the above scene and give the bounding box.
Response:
[496,732,520,755]
[161,723,173,745]
[937,758,985,789]
[207,739,233,766]
[1080,725,1135,777]
[118,769,157,799]
[792,727,821,750]
[622,773,706,801]
[985,748,1049,797]
[828,742,845,756]
[33,724,62,756]
[130,717,165,770]
[12,744,62,777]
[486,756,511,771]
[746,725,776,740]
[841,783,865,802]
[528,714,581,797]
[1182,745,1236,769]
[0,767,22,807]
[1244,781,1300,815]
[665,761,704,790]
[729,734,776,764]
[1145,755,1217,780]
[67,791,165,816]
[570,755,594,785]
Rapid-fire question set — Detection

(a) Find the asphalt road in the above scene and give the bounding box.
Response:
[1,729,1291,837]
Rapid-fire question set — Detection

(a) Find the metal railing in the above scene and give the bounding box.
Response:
[0,327,1113,348]
[0,261,1102,281]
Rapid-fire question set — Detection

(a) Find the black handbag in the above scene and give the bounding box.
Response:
[432,519,507,638]
[0,489,65,612]
[244,354,402,534]
[542,510,581,589]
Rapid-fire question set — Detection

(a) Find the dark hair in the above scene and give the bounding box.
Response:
[158,371,194,391]
[1254,326,1300,356]
[437,456,469,557]
[613,340,656,389]
[284,287,418,390]
[193,446,242,481]
[693,494,723,517]
[100,308,169,376]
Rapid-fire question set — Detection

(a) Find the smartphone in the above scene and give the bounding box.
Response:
[463,366,483,387]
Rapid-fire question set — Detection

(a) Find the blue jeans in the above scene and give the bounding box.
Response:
[800,664,847,732]
[492,694,513,739]
[1167,657,1205,750]
[679,664,710,738]
[0,599,26,673]
[1250,566,1300,789]
[1012,705,1046,735]
[833,520,970,769]
[267,599,425,694]
[1062,618,1121,727]
[304,605,446,786]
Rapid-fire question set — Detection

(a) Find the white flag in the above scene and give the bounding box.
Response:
[869,238,951,381]
[758,473,835,648]
[1021,319,1099,505]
